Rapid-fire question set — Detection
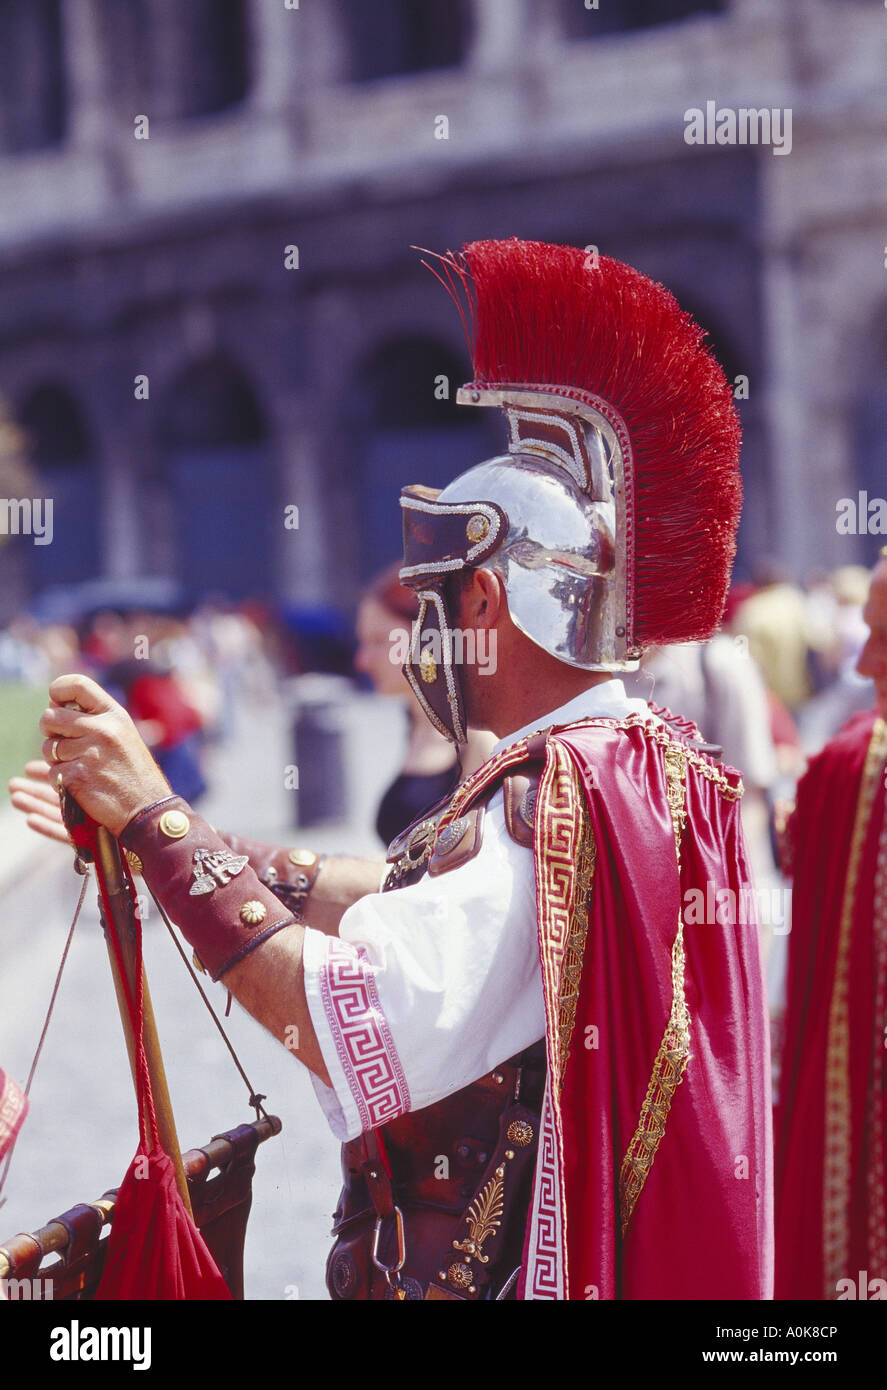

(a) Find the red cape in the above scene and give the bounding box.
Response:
[774,710,887,1300]
[552,720,772,1299]
[445,714,773,1299]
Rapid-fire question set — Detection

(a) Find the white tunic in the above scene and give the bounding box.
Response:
[301,680,655,1141]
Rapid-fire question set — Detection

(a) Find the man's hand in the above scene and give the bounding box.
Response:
[8,760,71,845]
[38,674,171,837]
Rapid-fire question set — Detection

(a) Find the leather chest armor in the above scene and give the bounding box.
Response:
[327,768,545,1301]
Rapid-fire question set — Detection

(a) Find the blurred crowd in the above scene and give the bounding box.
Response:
[0,556,878,867]
[0,600,278,804]
[0,559,879,853]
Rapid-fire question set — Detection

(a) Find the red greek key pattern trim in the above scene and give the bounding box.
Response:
[316,938,411,1132]
[534,742,588,1092]
[525,1083,565,1299]
[530,740,591,1298]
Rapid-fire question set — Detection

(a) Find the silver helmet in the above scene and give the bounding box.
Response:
[436,388,635,672]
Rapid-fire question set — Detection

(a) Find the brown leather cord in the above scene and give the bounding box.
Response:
[0,874,89,1210]
[147,887,270,1123]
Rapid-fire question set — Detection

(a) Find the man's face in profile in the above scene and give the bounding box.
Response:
[857,559,887,720]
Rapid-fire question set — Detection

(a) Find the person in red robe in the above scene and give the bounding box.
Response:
[775,548,887,1300]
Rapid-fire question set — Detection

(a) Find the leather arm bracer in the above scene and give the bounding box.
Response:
[214,830,324,919]
[120,796,297,981]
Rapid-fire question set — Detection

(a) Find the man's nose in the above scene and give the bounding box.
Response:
[857,640,883,678]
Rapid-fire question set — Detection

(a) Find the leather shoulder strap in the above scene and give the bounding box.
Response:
[502,767,542,849]
[428,803,486,876]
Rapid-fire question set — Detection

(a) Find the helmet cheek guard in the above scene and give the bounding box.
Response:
[399,489,506,746]
[403,588,466,746]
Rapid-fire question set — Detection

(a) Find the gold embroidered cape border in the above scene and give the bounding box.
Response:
[532,742,597,1096]
[618,740,691,1236]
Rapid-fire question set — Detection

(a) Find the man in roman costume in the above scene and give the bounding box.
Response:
[774,548,887,1300]
[20,239,772,1300]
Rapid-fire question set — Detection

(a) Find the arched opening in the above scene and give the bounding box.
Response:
[156,357,274,602]
[171,0,251,118]
[852,302,887,564]
[562,0,726,39]
[99,0,250,123]
[344,0,472,82]
[17,385,100,590]
[0,0,66,154]
[349,335,494,581]
[97,0,152,115]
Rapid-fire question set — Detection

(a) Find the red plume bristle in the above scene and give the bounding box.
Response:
[444,238,742,647]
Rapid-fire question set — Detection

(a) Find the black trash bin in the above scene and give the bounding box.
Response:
[290,677,349,827]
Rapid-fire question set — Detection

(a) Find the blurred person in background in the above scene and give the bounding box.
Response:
[774,547,887,1299]
[189,600,277,742]
[623,630,782,960]
[83,609,208,806]
[355,562,493,846]
[733,561,814,711]
[798,566,877,754]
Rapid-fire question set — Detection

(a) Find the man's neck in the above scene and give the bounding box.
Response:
[485,669,614,741]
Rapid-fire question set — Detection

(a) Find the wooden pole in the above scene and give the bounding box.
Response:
[93,826,193,1218]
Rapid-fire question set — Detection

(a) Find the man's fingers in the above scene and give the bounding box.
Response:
[23,760,53,783]
[48,673,115,715]
[39,706,104,740]
[10,773,60,803]
[9,783,64,817]
[8,770,71,845]
[40,734,100,768]
[26,813,72,846]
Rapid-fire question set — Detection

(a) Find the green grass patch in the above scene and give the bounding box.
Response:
[0,682,48,793]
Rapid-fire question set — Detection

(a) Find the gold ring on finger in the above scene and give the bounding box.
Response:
[51,739,61,763]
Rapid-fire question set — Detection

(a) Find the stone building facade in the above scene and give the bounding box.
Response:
[0,0,884,624]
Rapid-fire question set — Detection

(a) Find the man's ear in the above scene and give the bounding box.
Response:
[458,567,503,629]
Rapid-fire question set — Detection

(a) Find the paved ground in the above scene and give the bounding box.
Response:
[0,684,405,1300]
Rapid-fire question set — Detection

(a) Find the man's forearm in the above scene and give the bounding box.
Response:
[222,925,330,1086]
[215,829,385,935]
[121,797,331,1085]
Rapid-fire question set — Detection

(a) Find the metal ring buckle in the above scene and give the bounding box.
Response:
[371,1205,406,1291]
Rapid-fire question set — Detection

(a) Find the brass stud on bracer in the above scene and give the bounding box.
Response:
[159,809,190,839]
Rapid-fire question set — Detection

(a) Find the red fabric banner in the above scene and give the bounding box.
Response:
[70,818,232,1301]
[97,1146,230,1300]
